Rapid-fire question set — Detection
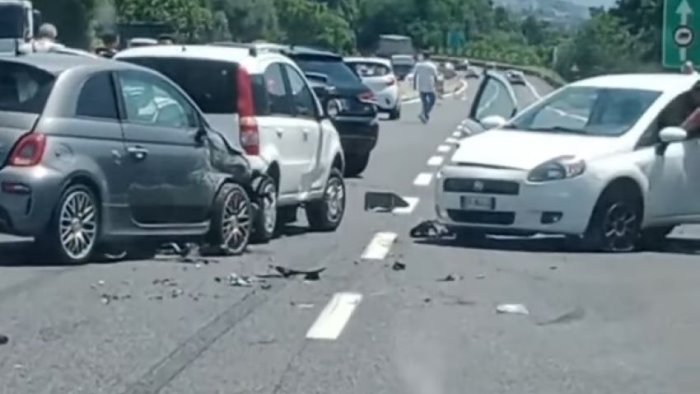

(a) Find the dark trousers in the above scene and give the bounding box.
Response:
[420,92,436,119]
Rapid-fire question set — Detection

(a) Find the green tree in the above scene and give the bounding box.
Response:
[212,0,279,42]
[114,0,214,41]
[33,0,95,48]
[275,0,354,51]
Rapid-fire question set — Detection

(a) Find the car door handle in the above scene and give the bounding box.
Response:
[275,128,283,137]
[127,146,148,160]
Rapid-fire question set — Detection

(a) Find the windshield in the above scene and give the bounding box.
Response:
[507,86,661,136]
[294,57,360,87]
[347,62,391,78]
[0,5,25,39]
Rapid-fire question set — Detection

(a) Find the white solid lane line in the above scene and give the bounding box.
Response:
[427,155,444,166]
[306,292,363,340]
[361,231,398,260]
[392,197,419,214]
[413,172,433,186]
[437,145,451,153]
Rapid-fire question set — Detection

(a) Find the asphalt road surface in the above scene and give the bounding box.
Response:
[2,75,700,394]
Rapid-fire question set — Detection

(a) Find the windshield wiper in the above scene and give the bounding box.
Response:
[527,126,587,134]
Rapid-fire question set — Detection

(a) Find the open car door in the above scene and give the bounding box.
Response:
[465,70,519,134]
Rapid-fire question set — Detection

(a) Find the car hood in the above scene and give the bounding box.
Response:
[450,129,623,170]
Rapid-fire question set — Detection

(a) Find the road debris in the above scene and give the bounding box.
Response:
[496,303,530,315]
[410,220,451,239]
[364,191,409,212]
[0,334,8,345]
[291,302,315,309]
[437,274,462,282]
[475,274,486,280]
[537,306,585,326]
[392,261,406,271]
[160,242,217,264]
[269,265,326,281]
[100,293,131,305]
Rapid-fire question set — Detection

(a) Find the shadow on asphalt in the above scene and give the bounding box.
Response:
[413,235,700,255]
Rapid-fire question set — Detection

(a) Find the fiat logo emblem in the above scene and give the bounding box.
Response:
[473,180,484,191]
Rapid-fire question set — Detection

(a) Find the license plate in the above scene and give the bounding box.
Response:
[460,195,495,210]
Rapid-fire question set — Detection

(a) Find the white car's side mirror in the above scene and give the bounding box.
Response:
[480,115,507,130]
[659,126,688,143]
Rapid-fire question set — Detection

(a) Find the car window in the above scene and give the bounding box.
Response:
[293,57,360,87]
[263,63,293,116]
[76,72,118,120]
[473,76,516,121]
[508,86,661,137]
[283,64,318,118]
[120,57,236,114]
[349,62,391,77]
[117,70,197,129]
[0,62,55,114]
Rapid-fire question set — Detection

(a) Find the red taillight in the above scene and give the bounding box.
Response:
[358,91,374,103]
[386,78,396,86]
[236,67,259,155]
[9,133,46,167]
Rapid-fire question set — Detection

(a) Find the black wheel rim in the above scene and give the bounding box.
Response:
[602,202,639,252]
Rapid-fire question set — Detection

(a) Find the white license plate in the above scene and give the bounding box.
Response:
[460,196,495,210]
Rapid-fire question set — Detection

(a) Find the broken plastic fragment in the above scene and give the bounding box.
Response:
[496,304,529,315]
[392,261,406,271]
[0,334,8,345]
[364,191,409,212]
[410,220,451,238]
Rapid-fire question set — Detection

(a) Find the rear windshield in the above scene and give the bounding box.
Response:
[347,62,391,78]
[293,56,360,87]
[121,57,237,114]
[0,62,55,114]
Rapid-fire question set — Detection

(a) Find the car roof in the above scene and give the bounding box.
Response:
[0,52,125,74]
[344,56,391,66]
[572,73,700,93]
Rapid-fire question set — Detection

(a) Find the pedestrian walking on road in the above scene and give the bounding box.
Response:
[413,51,439,124]
[22,23,63,53]
[95,32,120,58]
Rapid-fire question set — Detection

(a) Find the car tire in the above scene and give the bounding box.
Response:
[388,104,401,120]
[344,153,370,177]
[38,184,101,264]
[206,183,252,256]
[251,176,278,244]
[582,186,642,252]
[306,168,345,232]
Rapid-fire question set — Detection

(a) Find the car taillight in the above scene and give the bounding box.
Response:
[386,78,396,86]
[358,91,374,103]
[8,133,46,167]
[236,67,259,155]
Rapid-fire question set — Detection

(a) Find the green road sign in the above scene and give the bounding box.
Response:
[446,30,465,53]
[663,0,698,69]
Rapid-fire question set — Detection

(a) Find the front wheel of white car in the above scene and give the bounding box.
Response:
[583,186,642,253]
[251,176,277,243]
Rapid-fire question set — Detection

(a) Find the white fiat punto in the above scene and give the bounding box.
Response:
[435,70,700,252]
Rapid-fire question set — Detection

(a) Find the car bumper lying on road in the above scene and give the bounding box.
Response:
[0,166,64,236]
[334,116,379,155]
[433,165,599,236]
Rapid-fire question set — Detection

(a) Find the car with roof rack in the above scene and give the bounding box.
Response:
[115,44,347,238]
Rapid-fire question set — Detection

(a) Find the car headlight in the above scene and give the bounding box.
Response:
[527,156,586,182]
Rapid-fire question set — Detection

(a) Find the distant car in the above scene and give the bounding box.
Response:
[345,56,401,120]
[390,54,415,81]
[506,69,526,85]
[0,53,257,263]
[455,59,470,71]
[128,38,158,48]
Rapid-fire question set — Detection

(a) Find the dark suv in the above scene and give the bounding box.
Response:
[244,44,379,177]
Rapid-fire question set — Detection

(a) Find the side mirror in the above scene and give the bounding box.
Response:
[480,115,507,130]
[659,126,687,143]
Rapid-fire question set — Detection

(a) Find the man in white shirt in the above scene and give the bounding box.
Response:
[413,51,439,123]
[20,23,64,53]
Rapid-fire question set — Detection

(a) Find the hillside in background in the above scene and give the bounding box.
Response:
[493,0,616,27]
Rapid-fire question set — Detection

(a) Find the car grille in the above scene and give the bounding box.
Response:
[443,178,519,195]
[447,210,515,225]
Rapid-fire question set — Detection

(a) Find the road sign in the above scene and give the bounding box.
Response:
[663,0,698,69]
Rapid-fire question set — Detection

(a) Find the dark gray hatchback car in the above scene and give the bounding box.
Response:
[0,53,255,263]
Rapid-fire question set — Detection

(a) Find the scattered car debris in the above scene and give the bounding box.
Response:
[392,261,406,271]
[0,334,8,345]
[170,288,184,298]
[437,274,462,282]
[475,274,486,280]
[270,265,326,281]
[537,306,585,326]
[423,297,432,303]
[496,303,530,315]
[364,191,409,212]
[410,220,452,239]
[549,265,558,270]
[100,293,131,305]
[160,242,218,264]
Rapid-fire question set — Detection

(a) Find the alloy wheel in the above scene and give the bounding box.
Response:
[59,190,98,260]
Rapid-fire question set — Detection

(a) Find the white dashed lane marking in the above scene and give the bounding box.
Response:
[392,197,419,214]
[427,156,444,166]
[437,145,451,153]
[413,172,433,186]
[452,131,461,137]
[306,292,363,340]
[361,232,398,260]
[445,137,459,144]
